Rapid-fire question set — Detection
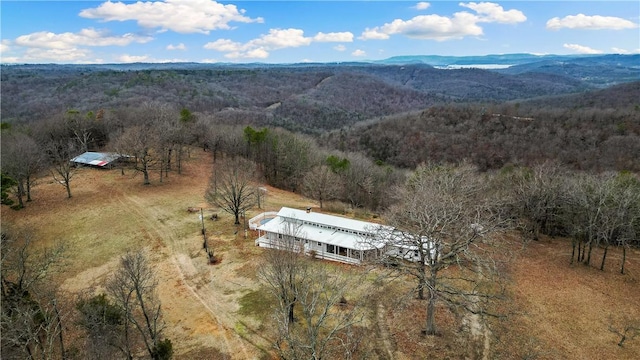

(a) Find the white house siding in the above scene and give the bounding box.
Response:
[255,207,389,265]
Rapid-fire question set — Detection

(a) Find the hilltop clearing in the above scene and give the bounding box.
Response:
[2,150,639,359]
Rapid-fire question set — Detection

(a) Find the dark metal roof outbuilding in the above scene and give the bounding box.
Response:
[71,152,122,168]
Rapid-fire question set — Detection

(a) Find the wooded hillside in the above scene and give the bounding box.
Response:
[325,81,640,171]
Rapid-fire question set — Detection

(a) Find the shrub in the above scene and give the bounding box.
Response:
[152,338,173,360]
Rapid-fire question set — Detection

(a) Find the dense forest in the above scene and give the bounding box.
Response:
[4,54,637,133]
[325,81,640,171]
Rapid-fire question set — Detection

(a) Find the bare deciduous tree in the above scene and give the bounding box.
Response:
[509,162,567,241]
[110,102,174,186]
[608,314,640,347]
[1,133,44,207]
[107,250,170,360]
[373,163,509,336]
[259,218,307,325]
[565,172,640,271]
[260,248,369,359]
[47,139,79,198]
[277,263,367,360]
[1,227,67,360]
[205,156,257,225]
[594,174,640,272]
[201,124,247,163]
[302,164,342,209]
[111,125,158,186]
[76,292,125,360]
[66,109,94,153]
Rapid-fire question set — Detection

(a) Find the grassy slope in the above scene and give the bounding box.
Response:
[2,150,639,359]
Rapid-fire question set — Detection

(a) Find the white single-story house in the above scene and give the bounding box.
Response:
[255,207,391,265]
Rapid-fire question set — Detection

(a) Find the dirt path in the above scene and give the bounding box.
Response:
[48,154,266,359]
[376,304,396,359]
[118,192,258,359]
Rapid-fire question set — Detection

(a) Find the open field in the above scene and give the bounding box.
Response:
[2,149,639,359]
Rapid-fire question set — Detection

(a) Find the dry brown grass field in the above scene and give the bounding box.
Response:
[2,149,639,359]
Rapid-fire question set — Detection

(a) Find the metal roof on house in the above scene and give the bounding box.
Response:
[257,207,390,250]
[71,152,122,167]
[276,207,391,234]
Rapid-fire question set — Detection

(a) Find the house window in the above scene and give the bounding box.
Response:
[317,242,321,246]
[327,244,335,254]
[278,234,282,239]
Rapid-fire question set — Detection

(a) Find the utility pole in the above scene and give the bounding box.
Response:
[200,208,205,235]
[200,208,207,250]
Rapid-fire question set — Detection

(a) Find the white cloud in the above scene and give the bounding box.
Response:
[219,47,269,60]
[79,0,263,34]
[1,36,105,63]
[563,43,603,54]
[22,47,94,63]
[611,47,640,54]
[0,41,9,53]
[205,28,352,59]
[1,57,21,63]
[352,49,366,57]
[415,2,430,11]
[204,39,243,52]
[362,12,483,41]
[118,54,151,62]
[459,2,526,24]
[243,48,269,59]
[360,2,524,41]
[360,28,391,40]
[333,44,346,51]
[547,14,637,30]
[313,32,354,42]
[116,54,190,63]
[167,43,186,50]
[14,28,152,50]
[251,28,312,49]
[611,47,630,54]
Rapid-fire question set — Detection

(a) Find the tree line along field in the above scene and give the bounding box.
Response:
[2,61,640,359]
[1,149,639,359]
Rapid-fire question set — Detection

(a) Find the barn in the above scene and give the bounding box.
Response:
[70,152,125,168]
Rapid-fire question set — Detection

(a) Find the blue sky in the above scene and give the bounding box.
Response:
[1,1,638,64]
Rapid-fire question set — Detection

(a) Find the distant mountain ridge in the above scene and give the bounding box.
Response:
[4,52,638,69]
[377,53,640,87]
[377,53,639,67]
